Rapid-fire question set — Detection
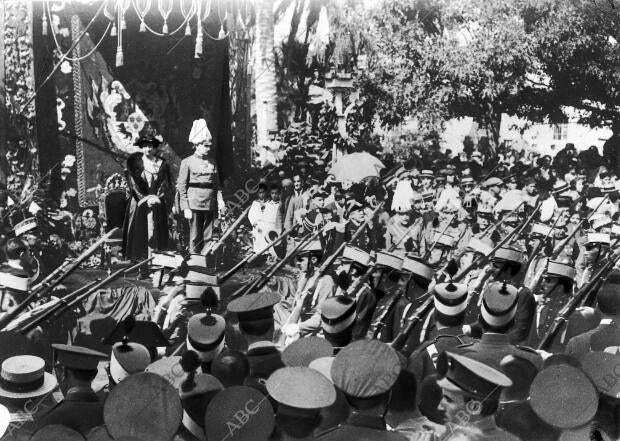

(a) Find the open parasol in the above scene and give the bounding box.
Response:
[329,152,385,183]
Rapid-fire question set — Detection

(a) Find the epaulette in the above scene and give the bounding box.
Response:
[434,334,467,345]
[454,342,475,349]
[314,423,343,439]
[410,340,435,358]
[515,344,539,355]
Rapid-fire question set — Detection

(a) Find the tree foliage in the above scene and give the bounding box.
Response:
[362,0,620,145]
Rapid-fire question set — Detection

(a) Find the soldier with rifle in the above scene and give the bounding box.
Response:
[275,239,335,342]
[466,247,535,344]
[526,260,576,350]
[406,281,473,384]
[365,251,407,343]
[454,281,543,371]
[538,255,620,353]
[0,238,38,308]
[333,245,376,340]
[390,202,541,358]
[565,269,620,357]
[390,255,435,346]
[576,231,612,288]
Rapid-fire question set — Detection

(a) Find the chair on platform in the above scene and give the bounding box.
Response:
[102,189,128,265]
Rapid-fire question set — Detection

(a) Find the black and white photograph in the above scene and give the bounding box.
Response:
[0,0,618,439]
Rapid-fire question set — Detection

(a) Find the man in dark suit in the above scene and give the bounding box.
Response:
[565,270,620,358]
[36,344,107,436]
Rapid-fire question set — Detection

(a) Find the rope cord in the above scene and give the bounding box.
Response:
[45,0,111,62]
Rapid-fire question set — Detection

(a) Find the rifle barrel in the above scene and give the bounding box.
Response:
[39,258,152,326]
[537,249,620,350]
[206,206,251,255]
[0,228,121,331]
[17,280,100,334]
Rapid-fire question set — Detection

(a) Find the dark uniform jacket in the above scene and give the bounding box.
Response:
[565,320,620,358]
[407,326,473,384]
[315,413,407,441]
[509,286,536,345]
[495,400,560,441]
[452,332,542,371]
[35,387,104,435]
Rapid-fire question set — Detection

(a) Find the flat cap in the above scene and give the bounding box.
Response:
[205,386,275,441]
[580,351,620,399]
[31,425,85,441]
[104,372,182,441]
[282,336,333,367]
[266,367,336,409]
[331,340,401,398]
[52,344,107,371]
[436,352,512,399]
[482,177,502,188]
[530,364,598,429]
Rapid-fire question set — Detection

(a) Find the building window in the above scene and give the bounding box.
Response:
[553,124,568,140]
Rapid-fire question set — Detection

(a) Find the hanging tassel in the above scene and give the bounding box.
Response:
[218,26,225,39]
[111,22,117,37]
[194,30,203,58]
[121,18,127,30]
[116,47,124,67]
[185,22,191,36]
[115,3,123,67]
[42,14,48,36]
[140,20,146,32]
[194,0,202,58]
[158,0,173,35]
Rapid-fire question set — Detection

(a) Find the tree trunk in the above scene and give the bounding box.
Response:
[254,0,278,163]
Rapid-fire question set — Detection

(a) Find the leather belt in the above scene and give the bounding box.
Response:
[188,183,214,189]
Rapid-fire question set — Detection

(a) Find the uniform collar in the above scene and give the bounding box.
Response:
[480,332,510,345]
[65,386,99,402]
[346,411,386,430]
[248,341,277,351]
[436,326,464,337]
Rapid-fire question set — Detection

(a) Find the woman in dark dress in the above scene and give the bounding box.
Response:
[122,135,171,277]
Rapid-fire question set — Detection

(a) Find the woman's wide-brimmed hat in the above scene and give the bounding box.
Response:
[134,134,162,148]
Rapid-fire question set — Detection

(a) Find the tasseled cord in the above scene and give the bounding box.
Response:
[115,3,123,67]
[194,0,203,58]
[42,12,48,36]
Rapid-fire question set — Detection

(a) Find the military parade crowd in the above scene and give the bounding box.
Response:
[1,118,620,441]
